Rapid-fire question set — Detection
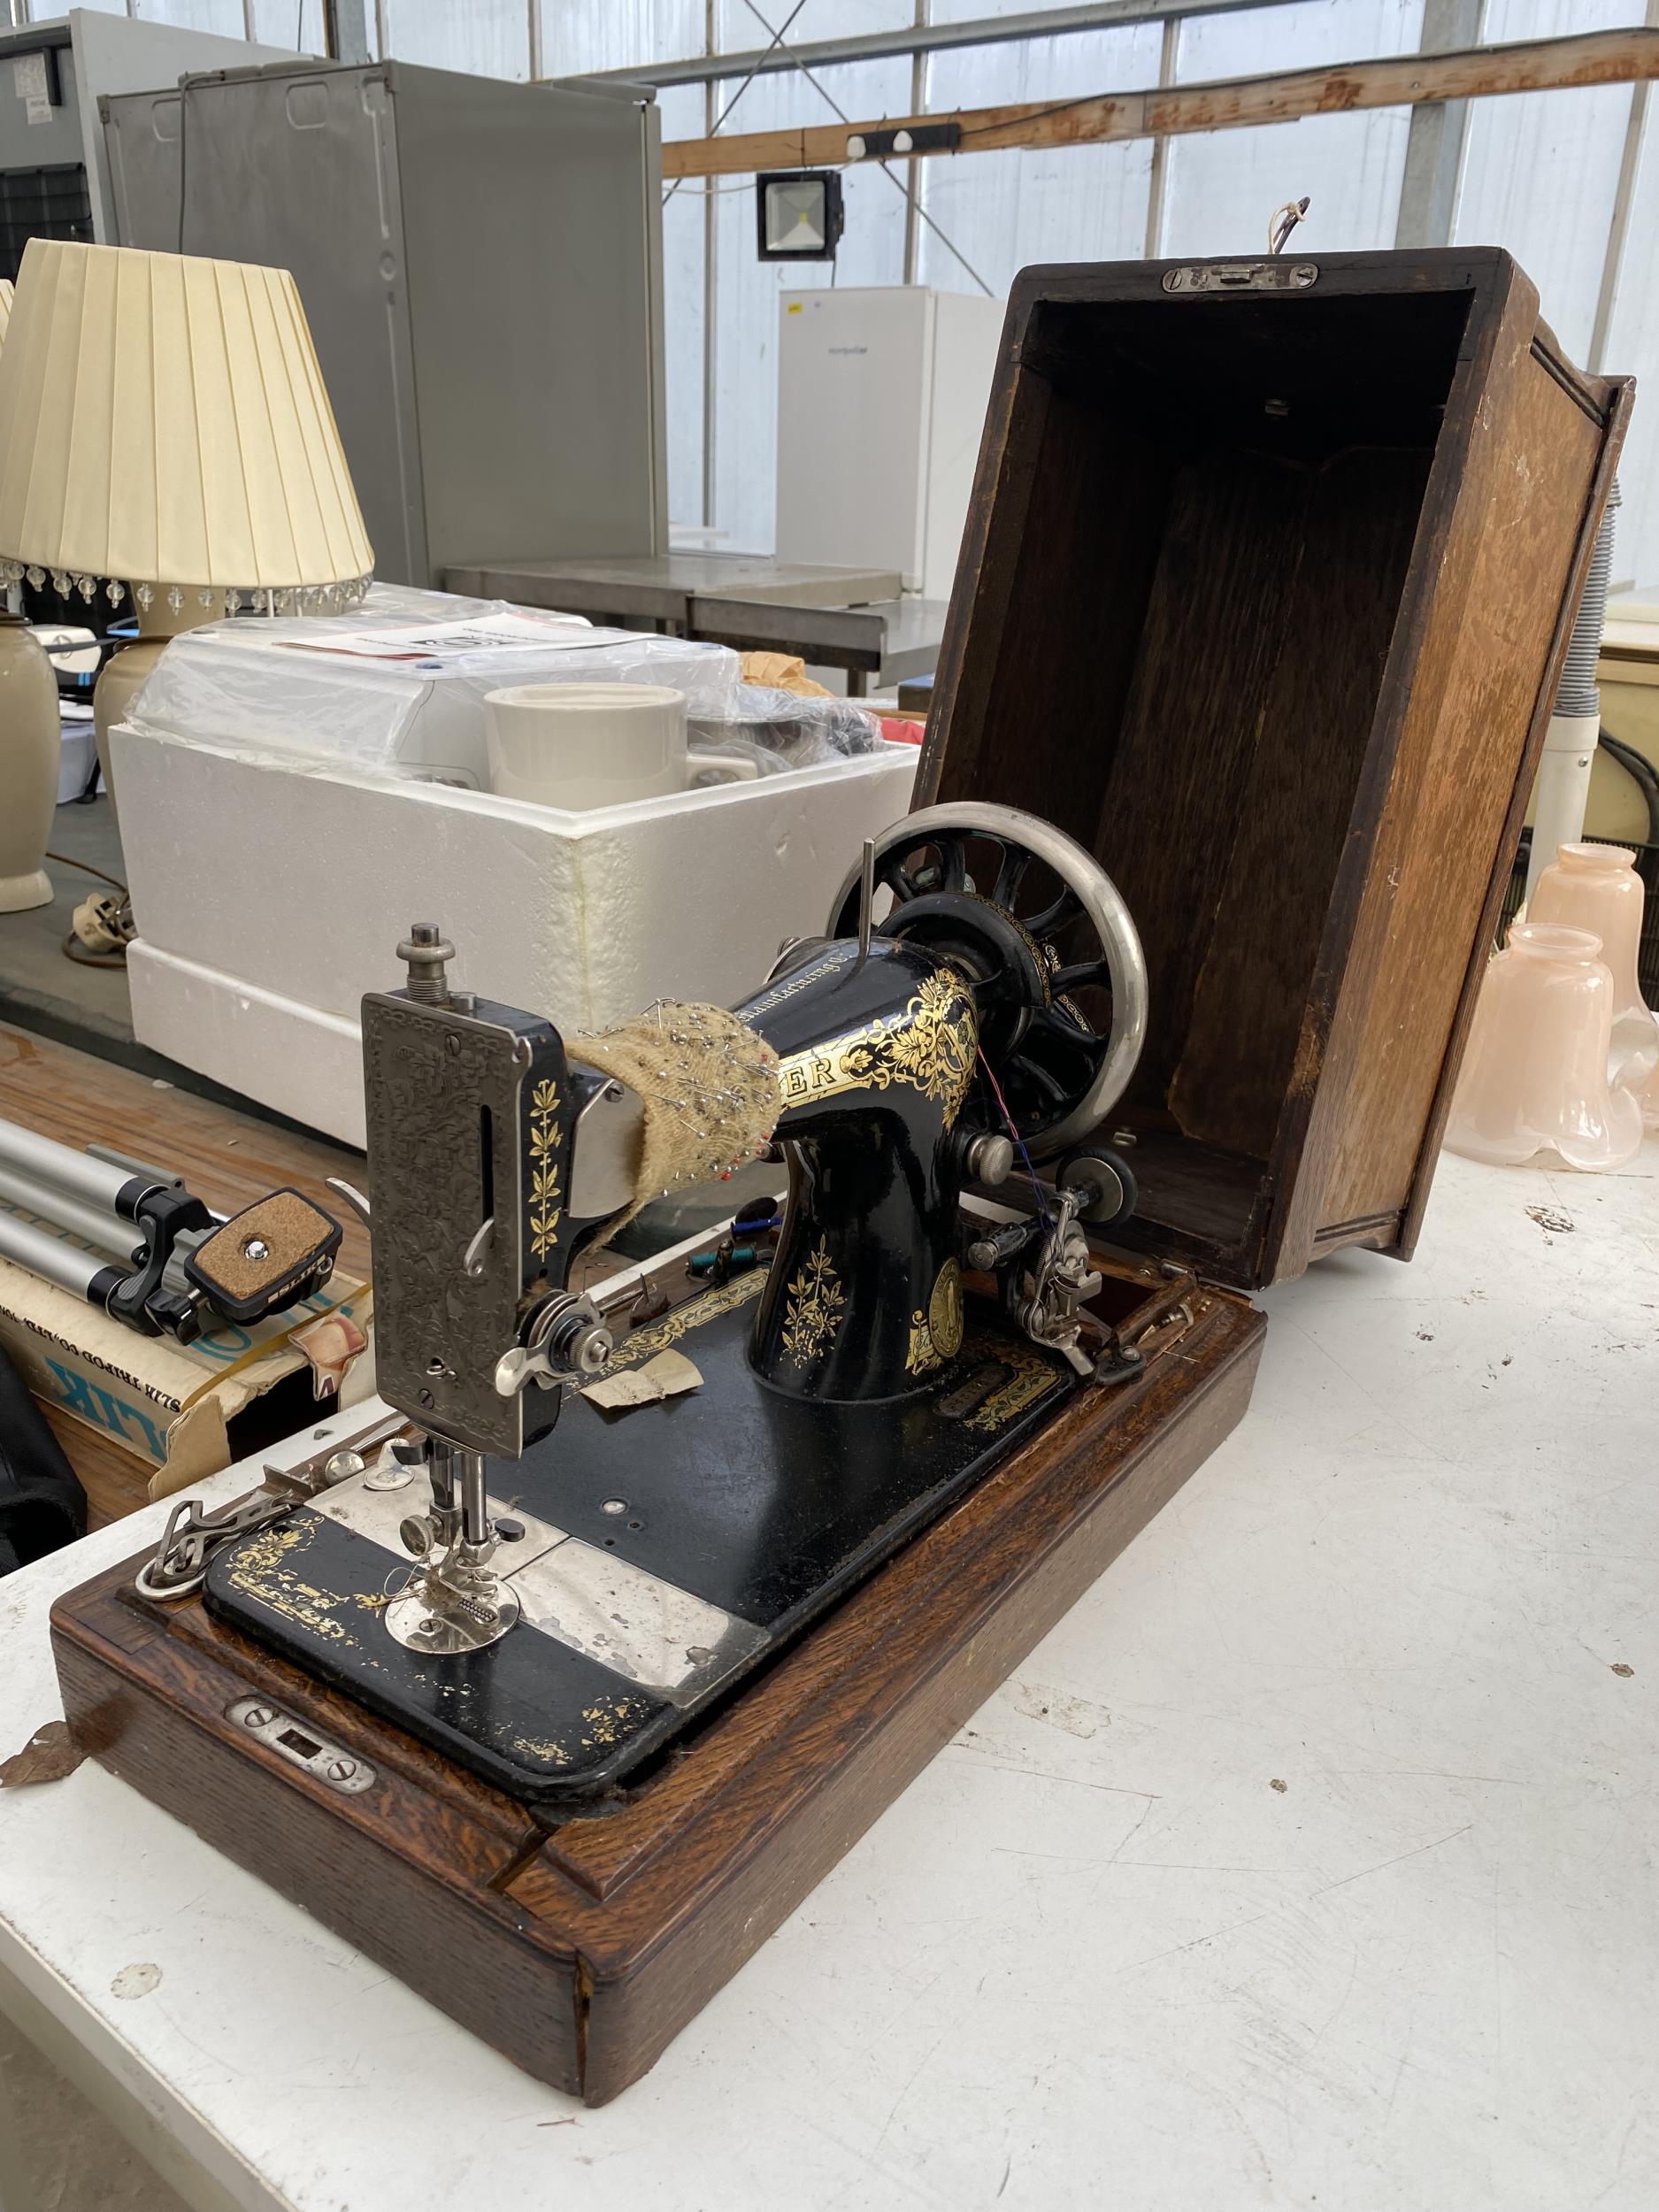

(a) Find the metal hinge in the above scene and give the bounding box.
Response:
[1162,261,1317,294]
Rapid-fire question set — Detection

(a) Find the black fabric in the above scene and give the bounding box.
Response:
[0,1346,86,1575]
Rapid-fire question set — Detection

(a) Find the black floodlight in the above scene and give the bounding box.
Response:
[756,170,844,263]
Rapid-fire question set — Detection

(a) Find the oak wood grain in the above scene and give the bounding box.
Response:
[917,250,1624,1288]
[51,1290,1263,2104]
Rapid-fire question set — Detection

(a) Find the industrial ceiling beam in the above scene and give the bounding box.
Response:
[570,0,1287,90]
[659,26,1659,179]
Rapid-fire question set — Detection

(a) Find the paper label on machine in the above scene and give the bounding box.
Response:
[285,613,596,664]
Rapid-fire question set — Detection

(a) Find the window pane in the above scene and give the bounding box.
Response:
[708,54,910,550]
[381,0,530,80]
[1164,1,1421,257]
[1454,2,1645,363]
[1597,93,1659,588]
[541,1,703,78]
[132,0,247,32]
[247,2,343,54]
[921,24,1162,293]
[658,82,707,529]
[715,0,916,53]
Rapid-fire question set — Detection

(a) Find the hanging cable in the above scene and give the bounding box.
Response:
[664,0,810,206]
[737,0,995,298]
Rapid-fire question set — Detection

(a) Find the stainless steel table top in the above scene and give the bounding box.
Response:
[443,556,947,692]
[446,552,905,624]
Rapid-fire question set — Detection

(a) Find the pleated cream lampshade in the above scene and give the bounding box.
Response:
[0,280,13,349]
[0,237,372,616]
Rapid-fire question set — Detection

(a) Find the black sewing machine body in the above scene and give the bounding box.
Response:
[203,808,1150,1809]
[203,1271,1077,1804]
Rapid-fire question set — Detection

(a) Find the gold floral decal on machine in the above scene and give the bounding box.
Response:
[775,969,978,1128]
[964,1339,1062,1432]
[780,1236,847,1366]
[527,1078,563,1261]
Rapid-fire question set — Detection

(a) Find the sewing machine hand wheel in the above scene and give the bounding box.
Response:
[827,803,1147,1159]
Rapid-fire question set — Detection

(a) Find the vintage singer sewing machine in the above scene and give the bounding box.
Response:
[161,803,1169,1806]
[53,801,1272,2105]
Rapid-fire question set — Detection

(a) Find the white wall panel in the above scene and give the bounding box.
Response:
[716,0,918,53]
[380,0,530,79]
[131,0,247,33]
[1454,0,1644,364]
[1175,0,1424,73]
[541,1,704,76]
[658,82,708,529]
[709,55,911,551]
[1163,2,1421,257]
[1597,96,1659,589]
[247,0,337,53]
[920,24,1161,293]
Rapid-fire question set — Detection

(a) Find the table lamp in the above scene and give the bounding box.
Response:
[0,238,373,814]
[0,270,62,913]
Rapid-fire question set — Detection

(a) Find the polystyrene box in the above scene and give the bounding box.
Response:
[115,724,918,1146]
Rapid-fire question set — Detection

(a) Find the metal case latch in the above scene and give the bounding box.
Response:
[1162,261,1318,294]
[227,1698,377,1794]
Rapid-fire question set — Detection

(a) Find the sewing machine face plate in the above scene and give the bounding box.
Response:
[203,1269,1078,1807]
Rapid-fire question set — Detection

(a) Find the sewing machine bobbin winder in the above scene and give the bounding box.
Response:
[51,249,1624,2102]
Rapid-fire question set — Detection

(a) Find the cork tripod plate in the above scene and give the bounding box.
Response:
[50,1282,1264,2105]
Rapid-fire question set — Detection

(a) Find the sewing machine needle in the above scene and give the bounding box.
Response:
[854,837,876,974]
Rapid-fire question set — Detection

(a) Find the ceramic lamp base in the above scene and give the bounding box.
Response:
[0,867,51,914]
[93,589,216,815]
[93,638,169,816]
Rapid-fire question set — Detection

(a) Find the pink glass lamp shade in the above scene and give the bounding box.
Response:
[1445,924,1643,1171]
[1527,842,1656,1084]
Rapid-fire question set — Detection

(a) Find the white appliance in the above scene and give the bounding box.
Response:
[774,287,1005,603]
[113,587,919,1146]
[119,731,918,1148]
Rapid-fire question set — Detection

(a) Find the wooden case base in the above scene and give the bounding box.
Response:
[50,1289,1263,2105]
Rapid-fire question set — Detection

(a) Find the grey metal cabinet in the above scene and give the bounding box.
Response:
[103,59,666,588]
[0,12,293,273]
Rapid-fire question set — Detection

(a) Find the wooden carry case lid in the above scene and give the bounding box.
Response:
[916,247,1630,1291]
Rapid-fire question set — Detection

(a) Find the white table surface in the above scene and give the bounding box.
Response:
[3,1144,1655,2212]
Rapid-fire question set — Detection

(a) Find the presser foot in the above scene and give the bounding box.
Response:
[384,1434,521,1651]
[386,1555,521,1653]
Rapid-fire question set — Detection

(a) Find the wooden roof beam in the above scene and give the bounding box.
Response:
[661,25,1659,180]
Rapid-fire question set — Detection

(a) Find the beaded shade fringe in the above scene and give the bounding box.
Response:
[0,565,371,618]
[0,239,373,601]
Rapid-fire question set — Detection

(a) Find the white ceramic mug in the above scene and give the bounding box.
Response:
[484,681,755,810]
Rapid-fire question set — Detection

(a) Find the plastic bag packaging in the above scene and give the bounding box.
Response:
[127,583,742,790]
[687,684,885,776]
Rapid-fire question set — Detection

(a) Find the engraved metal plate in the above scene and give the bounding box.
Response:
[299,1468,761,1697]
[507,1539,768,1703]
[227,1697,377,1793]
[361,992,565,1457]
[1162,260,1317,294]
[312,1466,569,1567]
